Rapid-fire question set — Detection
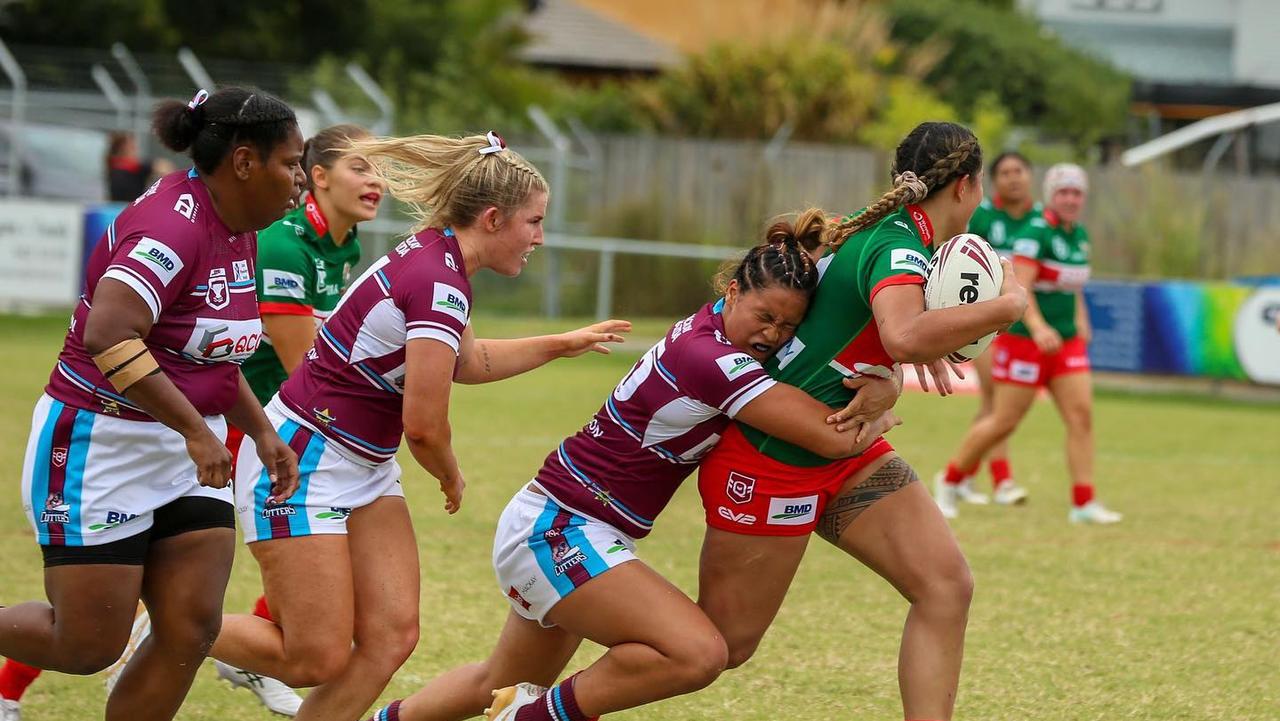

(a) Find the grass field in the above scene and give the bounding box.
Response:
[1,313,1277,721]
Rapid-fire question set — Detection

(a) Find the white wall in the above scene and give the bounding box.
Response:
[1233,0,1280,86]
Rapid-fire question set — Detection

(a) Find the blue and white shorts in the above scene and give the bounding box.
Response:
[234,399,404,544]
[20,393,233,547]
[492,484,638,626]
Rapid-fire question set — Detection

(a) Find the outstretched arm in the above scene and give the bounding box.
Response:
[454,320,631,384]
[735,383,898,460]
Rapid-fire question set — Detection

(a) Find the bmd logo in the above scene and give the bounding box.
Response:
[135,246,176,272]
[766,494,819,526]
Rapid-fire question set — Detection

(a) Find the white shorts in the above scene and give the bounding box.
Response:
[21,393,232,547]
[492,485,638,626]
[235,398,404,544]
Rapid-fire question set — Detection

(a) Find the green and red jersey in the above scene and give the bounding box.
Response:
[966,197,1042,257]
[740,204,935,467]
[241,194,362,404]
[1007,209,1090,340]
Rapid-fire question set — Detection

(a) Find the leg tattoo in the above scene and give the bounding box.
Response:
[816,458,919,544]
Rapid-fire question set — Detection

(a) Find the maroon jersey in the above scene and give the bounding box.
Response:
[278,229,472,465]
[46,169,262,422]
[534,301,776,538]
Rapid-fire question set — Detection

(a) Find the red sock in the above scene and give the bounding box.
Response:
[943,462,976,485]
[252,595,274,623]
[515,674,597,721]
[1072,483,1095,507]
[0,659,42,701]
[989,458,1012,487]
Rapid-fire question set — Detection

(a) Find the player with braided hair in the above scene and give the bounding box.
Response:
[3,87,303,721]
[202,131,627,721]
[370,216,899,721]
[694,122,1028,721]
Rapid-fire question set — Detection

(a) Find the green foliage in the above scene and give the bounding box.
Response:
[886,0,1130,149]
[858,77,958,150]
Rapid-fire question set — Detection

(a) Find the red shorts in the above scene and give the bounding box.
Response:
[991,334,1090,388]
[698,424,895,537]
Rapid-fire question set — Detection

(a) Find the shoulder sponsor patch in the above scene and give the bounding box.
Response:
[715,352,760,381]
[432,282,470,323]
[775,336,805,370]
[890,248,930,277]
[129,237,185,286]
[766,494,820,526]
[263,269,306,299]
[1012,238,1041,258]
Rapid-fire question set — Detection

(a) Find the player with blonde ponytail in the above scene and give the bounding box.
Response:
[206,130,629,721]
[694,122,1028,721]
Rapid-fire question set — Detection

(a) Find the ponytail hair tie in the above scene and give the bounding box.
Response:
[186,89,209,111]
[893,170,929,204]
[478,131,507,155]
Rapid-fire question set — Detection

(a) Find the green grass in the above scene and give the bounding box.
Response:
[1,313,1277,720]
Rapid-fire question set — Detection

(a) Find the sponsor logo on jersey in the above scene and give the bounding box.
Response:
[671,315,695,341]
[40,493,70,525]
[89,510,140,531]
[173,193,198,221]
[99,399,122,416]
[432,282,470,323]
[184,317,263,363]
[766,494,819,525]
[233,259,251,283]
[315,507,352,520]
[313,407,336,426]
[717,506,757,525]
[507,586,533,611]
[586,419,604,438]
[263,269,307,299]
[715,353,759,380]
[444,252,458,272]
[131,237,185,286]
[726,471,755,505]
[890,248,930,278]
[262,502,295,519]
[775,336,805,370]
[206,267,230,310]
[51,447,68,468]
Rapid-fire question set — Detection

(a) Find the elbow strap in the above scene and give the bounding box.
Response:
[92,338,160,392]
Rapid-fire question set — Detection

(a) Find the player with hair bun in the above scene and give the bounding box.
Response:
[206,131,629,721]
[0,87,303,721]
[939,163,1121,524]
[370,213,901,721]
[694,122,1028,721]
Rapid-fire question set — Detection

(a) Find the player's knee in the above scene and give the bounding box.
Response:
[667,633,728,692]
[61,641,127,675]
[358,609,420,676]
[1064,406,1092,435]
[724,635,761,670]
[280,643,352,687]
[920,558,974,616]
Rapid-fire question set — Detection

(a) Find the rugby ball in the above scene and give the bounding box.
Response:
[924,233,1003,363]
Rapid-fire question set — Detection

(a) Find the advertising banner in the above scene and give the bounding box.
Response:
[0,198,85,310]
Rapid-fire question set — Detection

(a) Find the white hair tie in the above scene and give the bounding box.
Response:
[478,130,507,155]
[893,171,929,203]
[187,89,209,111]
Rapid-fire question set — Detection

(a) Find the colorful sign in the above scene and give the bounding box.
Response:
[1085,280,1279,385]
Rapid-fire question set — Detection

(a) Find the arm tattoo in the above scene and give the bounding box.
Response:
[480,342,492,375]
[815,457,918,545]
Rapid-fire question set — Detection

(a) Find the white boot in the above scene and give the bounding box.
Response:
[215,659,303,717]
[933,472,959,519]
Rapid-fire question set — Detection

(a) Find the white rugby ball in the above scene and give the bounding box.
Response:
[924,233,1004,363]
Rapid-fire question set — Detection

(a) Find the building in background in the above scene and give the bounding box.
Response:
[1021,0,1280,171]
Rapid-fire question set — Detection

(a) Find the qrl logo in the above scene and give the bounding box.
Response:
[725,471,755,505]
